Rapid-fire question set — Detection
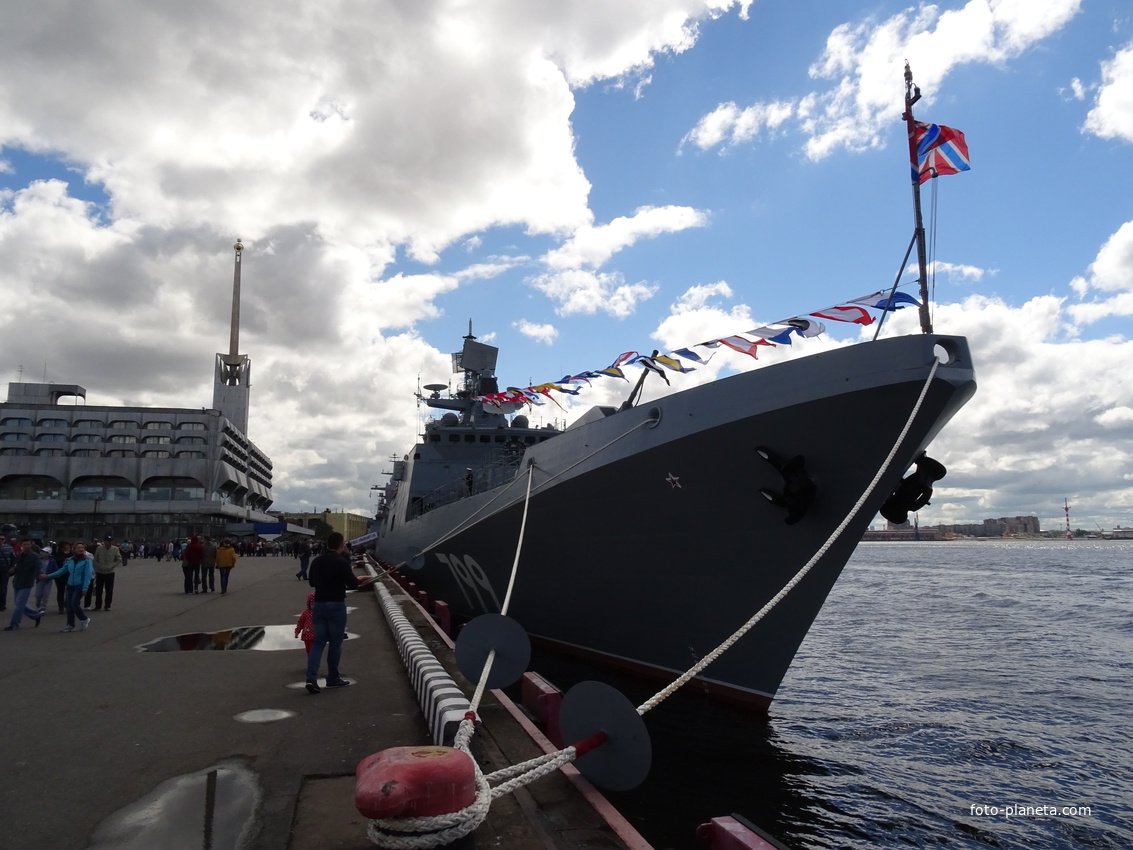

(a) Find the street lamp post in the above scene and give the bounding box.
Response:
[91,496,103,542]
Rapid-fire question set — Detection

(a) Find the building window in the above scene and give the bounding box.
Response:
[75,419,106,429]
[0,447,29,456]
[1,432,27,442]
[140,478,205,500]
[176,451,206,459]
[73,434,102,443]
[142,436,171,444]
[176,436,206,446]
[110,435,137,444]
[109,420,140,429]
[71,449,101,457]
[1,475,64,499]
[178,422,207,431]
[35,448,66,457]
[144,421,172,430]
[142,450,171,458]
[106,450,136,458]
[1,417,32,427]
[36,433,66,443]
[71,479,137,500]
[37,418,69,427]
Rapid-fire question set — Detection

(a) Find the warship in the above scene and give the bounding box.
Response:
[374,66,976,707]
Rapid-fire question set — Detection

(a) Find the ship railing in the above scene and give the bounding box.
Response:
[408,452,524,521]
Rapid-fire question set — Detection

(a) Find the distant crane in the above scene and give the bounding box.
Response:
[1064,498,1073,540]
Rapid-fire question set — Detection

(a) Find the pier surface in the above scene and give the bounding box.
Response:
[0,554,639,849]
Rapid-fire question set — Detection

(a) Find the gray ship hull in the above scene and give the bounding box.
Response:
[377,334,975,707]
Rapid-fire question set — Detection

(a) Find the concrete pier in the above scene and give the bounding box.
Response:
[0,554,646,849]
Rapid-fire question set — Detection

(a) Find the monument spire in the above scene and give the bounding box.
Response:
[229,237,243,356]
[212,238,252,435]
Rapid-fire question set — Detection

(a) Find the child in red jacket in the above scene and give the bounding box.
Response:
[295,592,315,654]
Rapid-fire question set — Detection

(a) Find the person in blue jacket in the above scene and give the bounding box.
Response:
[41,540,93,632]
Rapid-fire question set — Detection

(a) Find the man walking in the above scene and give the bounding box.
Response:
[200,535,218,593]
[92,535,123,611]
[295,539,311,581]
[4,539,43,630]
[305,532,359,693]
[0,533,13,611]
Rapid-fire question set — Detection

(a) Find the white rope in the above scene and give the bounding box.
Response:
[636,357,941,716]
[365,766,491,849]
[500,464,534,615]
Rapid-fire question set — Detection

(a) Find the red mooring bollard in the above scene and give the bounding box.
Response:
[355,746,478,820]
[520,672,563,748]
[434,600,453,637]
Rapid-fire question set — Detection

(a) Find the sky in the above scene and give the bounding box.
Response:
[2,0,1132,532]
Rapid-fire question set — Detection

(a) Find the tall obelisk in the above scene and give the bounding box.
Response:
[212,238,251,435]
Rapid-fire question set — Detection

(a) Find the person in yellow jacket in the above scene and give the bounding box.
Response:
[215,539,238,594]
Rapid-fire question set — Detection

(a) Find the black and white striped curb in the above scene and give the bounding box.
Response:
[375,582,471,747]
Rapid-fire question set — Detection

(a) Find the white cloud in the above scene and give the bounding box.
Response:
[1067,219,1133,323]
[680,100,795,150]
[927,260,989,282]
[541,204,707,269]
[1083,40,1133,141]
[513,320,559,345]
[1096,406,1133,428]
[531,268,658,317]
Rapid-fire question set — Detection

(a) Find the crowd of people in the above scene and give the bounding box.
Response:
[0,532,328,630]
[117,538,308,561]
[0,533,123,632]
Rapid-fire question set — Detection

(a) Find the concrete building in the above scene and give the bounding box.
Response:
[0,240,280,545]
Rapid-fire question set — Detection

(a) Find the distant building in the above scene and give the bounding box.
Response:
[275,510,372,542]
[862,519,941,540]
[936,515,1042,538]
[0,240,277,545]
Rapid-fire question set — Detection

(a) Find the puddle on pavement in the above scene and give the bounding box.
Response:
[87,761,259,850]
[235,708,296,723]
[136,625,358,652]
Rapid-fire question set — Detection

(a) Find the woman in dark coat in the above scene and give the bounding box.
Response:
[181,535,205,594]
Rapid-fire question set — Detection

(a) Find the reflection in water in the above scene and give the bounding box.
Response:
[136,625,358,652]
[87,761,260,850]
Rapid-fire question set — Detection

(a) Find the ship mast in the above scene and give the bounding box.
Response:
[902,62,933,334]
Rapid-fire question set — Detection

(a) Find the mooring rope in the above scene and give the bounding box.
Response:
[369,358,942,847]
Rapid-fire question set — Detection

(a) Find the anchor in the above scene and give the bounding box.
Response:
[756,446,816,525]
[880,452,946,524]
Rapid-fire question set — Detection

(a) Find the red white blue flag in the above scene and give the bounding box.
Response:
[913,121,970,184]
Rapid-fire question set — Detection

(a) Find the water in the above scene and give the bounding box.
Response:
[529,541,1133,849]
